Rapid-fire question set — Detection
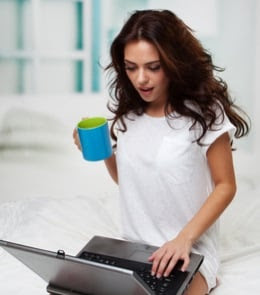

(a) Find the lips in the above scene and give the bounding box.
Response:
[139,87,154,96]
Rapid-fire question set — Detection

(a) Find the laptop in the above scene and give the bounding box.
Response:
[0,235,203,295]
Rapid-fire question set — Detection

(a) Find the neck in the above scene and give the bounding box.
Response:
[145,103,173,118]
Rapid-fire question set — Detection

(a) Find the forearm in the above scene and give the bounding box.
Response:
[104,153,118,184]
[179,182,236,244]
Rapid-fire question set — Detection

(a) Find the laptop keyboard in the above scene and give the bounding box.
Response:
[79,251,188,295]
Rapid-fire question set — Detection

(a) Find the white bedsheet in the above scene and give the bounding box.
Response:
[0,194,121,294]
[0,187,259,294]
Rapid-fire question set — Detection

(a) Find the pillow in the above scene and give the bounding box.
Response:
[0,107,70,153]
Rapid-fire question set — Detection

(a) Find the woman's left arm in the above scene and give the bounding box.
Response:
[149,132,237,278]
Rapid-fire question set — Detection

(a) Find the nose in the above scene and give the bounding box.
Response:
[137,69,149,85]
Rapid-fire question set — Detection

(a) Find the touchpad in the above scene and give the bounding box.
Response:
[128,250,154,263]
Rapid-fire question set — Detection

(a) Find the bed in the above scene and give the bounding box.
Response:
[0,96,260,294]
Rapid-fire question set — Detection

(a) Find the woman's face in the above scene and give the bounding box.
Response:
[124,40,170,114]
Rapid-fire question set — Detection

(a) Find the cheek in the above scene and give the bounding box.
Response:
[158,76,170,89]
[153,71,167,83]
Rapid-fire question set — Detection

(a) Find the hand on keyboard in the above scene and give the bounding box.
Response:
[148,234,192,278]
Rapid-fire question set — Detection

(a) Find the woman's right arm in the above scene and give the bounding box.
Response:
[104,153,118,184]
[73,127,118,184]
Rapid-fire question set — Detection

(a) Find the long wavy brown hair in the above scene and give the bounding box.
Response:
[105,9,250,145]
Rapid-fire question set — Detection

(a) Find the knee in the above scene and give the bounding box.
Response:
[184,272,208,295]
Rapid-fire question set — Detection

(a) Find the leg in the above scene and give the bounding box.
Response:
[184,272,208,295]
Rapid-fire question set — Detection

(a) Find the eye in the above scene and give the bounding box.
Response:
[125,65,136,72]
[149,64,161,71]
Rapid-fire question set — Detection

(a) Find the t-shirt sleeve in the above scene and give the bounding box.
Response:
[199,107,236,156]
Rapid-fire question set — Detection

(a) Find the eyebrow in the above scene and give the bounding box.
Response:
[124,59,160,66]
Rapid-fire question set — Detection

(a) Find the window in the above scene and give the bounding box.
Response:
[0,0,102,94]
[0,0,151,96]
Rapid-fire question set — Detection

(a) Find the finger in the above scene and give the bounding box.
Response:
[156,253,173,278]
[148,247,162,261]
[73,128,77,138]
[76,138,82,150]
[180,255,190,272]
[151,250,166,276]
[148,251,157,261]
[72,129,78,143]
[163,255,178,277]
[72,129,82,150]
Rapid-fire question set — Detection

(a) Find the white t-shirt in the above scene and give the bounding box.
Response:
[116,108,235,290]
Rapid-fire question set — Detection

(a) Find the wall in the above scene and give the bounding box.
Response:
[0,0,259,202]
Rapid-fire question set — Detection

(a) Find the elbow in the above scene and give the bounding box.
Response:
[215,181,237,206]
[225,181,237,204]
[230,177,237,198]
[232,182,237,198]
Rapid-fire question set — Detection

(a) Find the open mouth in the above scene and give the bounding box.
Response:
[139,87,153,96]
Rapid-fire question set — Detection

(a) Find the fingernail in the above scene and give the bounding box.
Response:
[151,271,155,276]
[156,273,161,279]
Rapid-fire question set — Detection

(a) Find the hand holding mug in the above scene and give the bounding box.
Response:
[73,127,81,151]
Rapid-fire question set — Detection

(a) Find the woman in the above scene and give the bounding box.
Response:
[74,10,249,294]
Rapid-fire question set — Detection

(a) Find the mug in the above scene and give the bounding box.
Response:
[77,117,112,161]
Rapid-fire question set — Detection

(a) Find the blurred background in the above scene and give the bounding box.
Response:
[0,0,259,202]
